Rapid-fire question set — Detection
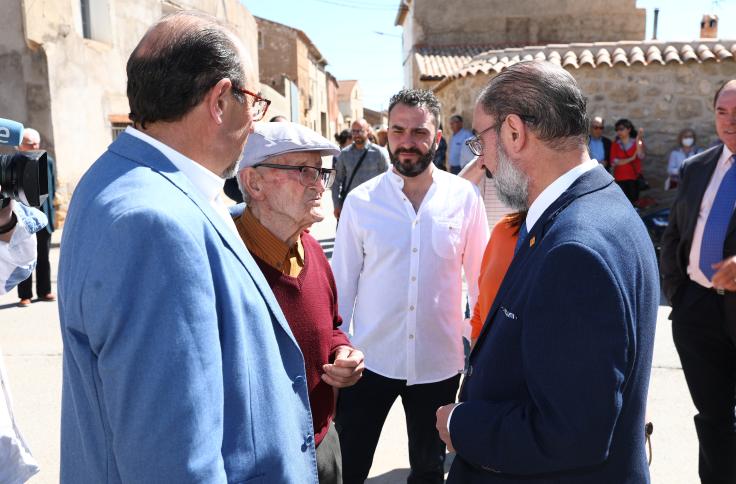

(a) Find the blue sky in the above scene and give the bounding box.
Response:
[244,0,736,112]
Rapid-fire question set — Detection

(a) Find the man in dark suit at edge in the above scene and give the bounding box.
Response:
[660,79,736,484]
[435,60,659,483]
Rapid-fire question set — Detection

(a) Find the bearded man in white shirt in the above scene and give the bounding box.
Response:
[332,88,489,483]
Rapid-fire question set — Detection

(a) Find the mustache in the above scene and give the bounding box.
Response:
[393,147,424,157]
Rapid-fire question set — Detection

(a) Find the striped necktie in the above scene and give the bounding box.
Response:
[514,222,528,255]
[699,155,736,280]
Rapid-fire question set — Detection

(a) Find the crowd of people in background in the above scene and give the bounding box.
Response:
[3,8,736,484]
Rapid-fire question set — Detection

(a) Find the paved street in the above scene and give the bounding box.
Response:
[0,220,698,483]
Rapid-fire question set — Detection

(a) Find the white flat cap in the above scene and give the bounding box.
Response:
[238,121,340,170]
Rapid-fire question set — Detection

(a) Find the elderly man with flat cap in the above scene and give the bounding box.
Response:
[234,122,365,484]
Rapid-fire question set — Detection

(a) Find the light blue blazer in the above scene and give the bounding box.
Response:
[58,133,318,483]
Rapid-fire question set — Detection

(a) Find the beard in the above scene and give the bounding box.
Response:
[389,143,436,178]
[493,139,529,211]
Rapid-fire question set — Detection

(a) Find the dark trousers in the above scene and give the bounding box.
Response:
[18,229,51,299]
[671,281,736,484]
[335,369,461,484]
[616,179,639,204]
[317,422,343,484]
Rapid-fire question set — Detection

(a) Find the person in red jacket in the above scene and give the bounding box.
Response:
[234,121,365,484]
[610,118,646,204]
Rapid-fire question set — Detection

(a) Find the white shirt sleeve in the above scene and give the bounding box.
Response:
[331,196,365,334]
[462,187,490,312]
[0,204,46,295]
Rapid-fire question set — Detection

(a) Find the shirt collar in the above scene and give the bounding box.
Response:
[718,144,734,167]
[125,126,224,202]
[525,159,599,232]
[235,207,304,275]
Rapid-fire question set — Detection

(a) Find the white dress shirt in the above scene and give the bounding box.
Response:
[332,167,489,385]
[688,145,734,288]
[125,127,238,235]
[524,159,599,233]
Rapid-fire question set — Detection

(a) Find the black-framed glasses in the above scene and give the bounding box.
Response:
[232,86,271,121]
[253,163,336,189]
[465,115,536,156]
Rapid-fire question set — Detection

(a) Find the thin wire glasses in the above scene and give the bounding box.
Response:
[254,163,336,189]
[465,115,537,156]
[232,86,271,121]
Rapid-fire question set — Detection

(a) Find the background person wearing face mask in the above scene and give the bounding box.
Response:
[667,128,704,190]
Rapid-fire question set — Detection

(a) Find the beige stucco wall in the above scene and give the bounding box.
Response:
[435,60,736,197]
[0,0,259,206]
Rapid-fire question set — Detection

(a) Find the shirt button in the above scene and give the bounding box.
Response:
[305,434,313,445]
[409,305,415,311]
[411,276,417,282]
[412,248,418,253]
[409,334,414,339]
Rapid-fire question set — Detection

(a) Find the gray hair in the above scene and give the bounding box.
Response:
[477,61,589,150]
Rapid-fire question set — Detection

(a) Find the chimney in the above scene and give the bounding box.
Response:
[653,8,659,40]
[701,14,718,38]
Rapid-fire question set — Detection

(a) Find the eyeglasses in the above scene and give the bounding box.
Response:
[350,129,365,135]
[615,126,629,132]
[465,115,536,156]
[465,124,497,157]
[592,126,604,130]
[232,86,271,121]
[253,163,336,189]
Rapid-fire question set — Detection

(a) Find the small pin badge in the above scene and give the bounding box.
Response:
[529,236,536,247]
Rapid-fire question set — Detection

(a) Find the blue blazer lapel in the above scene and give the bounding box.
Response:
[471,166,615,354]
[108,133,300,344]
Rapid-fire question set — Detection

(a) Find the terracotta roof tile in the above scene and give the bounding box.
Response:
[418,40,736,88]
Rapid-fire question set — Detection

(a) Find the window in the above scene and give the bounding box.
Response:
[79,0,113,43]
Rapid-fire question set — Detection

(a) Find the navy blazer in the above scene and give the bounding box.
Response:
[448,166,659,483]
[58,133,318,483]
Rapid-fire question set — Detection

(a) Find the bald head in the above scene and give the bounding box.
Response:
[19,128,40,151]
[126,11,252,128]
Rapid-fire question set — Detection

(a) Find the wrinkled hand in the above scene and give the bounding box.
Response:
[711,256,736,292]
[436,403,459,452]
[322,346,364,388]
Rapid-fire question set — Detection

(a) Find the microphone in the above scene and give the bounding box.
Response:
[0,118,24,146]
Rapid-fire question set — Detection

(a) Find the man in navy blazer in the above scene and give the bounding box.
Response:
[58,12,318,483]
[436,61,659,483]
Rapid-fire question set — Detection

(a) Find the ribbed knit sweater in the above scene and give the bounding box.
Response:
[252,232,351,446]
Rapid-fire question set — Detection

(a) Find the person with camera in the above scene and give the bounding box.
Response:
[0,193,46,483]
[15,128,56,307]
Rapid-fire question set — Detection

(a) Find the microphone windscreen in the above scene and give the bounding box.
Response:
[0,117,25,146]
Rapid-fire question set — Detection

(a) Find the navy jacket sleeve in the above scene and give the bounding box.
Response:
[450,242,629,475]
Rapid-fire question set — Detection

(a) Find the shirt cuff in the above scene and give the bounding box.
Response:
[447,402,462,433]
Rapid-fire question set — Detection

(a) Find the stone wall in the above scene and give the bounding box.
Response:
[435,61,736,197]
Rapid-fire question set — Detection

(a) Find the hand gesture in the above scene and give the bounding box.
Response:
[710,256,736,292]
[322,346,364,388]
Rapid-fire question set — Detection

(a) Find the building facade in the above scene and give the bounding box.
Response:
[337,80,363,126]
[256,16,337,139]
[395,1,736,203]
[0,0,259,215]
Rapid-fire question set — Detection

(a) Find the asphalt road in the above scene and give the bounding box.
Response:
[0,220,698,483]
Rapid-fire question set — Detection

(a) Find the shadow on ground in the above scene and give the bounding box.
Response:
[366,453,455,483]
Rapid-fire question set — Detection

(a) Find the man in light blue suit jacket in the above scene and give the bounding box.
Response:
[436,61,658,483]
[58,12,318,483]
